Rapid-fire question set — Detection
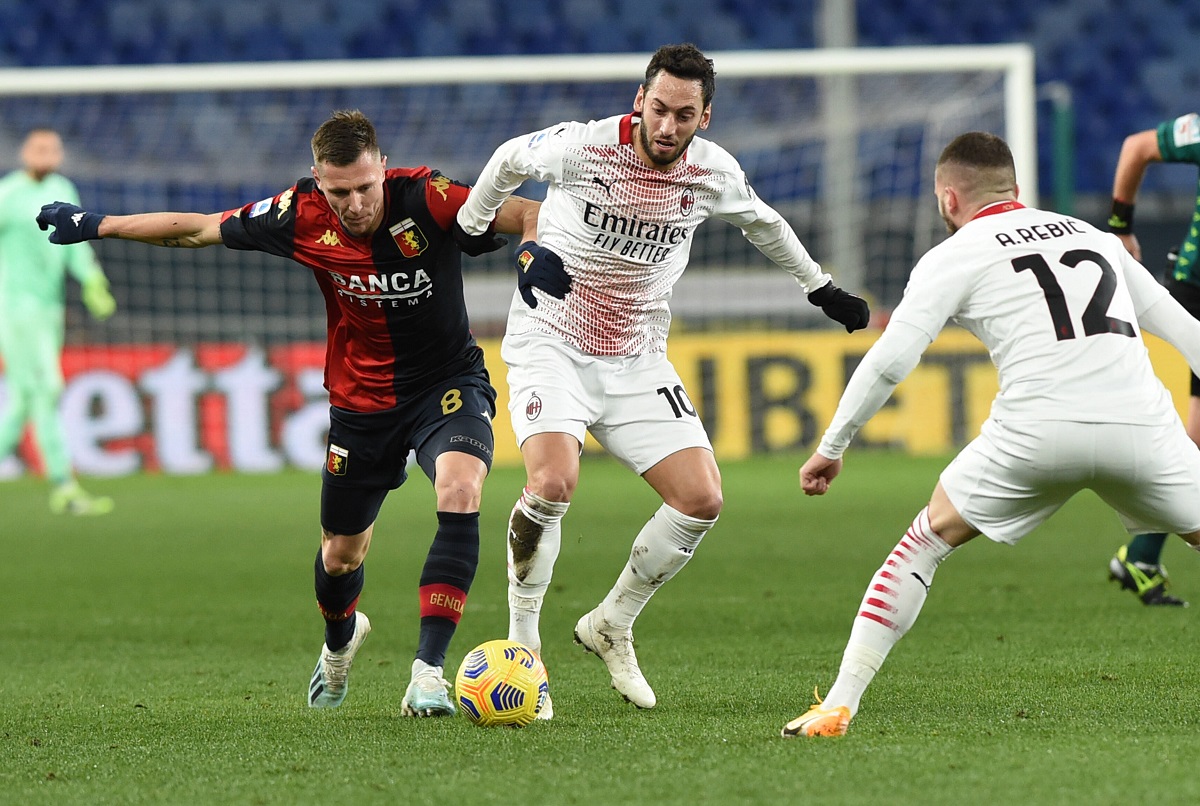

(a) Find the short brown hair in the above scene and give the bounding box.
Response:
[936,131,1016,196]
[644,43,716,109]
[311,110,379,167]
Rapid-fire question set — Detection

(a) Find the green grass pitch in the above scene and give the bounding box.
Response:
[3,452,1199,805]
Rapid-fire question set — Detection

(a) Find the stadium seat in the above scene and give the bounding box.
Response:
[7,0,1200,197]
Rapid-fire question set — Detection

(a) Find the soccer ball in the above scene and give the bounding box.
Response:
[454,639,549,727]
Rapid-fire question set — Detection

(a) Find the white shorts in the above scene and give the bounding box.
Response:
[500,331,713,474]
[941,418,1200,544]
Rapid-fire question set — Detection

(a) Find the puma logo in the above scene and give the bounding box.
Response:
[911,572,930,593]
[591,176,613,196]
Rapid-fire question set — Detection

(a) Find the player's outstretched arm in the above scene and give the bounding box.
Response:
[38,201,222,248]
[799,452,842,496]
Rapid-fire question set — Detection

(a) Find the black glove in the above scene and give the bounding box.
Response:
[515,241,571,309]
[451,220,508,256]
[808,281,870,333]
[37,201,104,244]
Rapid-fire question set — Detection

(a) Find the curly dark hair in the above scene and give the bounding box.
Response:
[644,43,716,108]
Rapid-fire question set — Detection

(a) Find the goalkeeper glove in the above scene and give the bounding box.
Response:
[36,201,104,244]
[82,274,116,321]
[808,281,870,333]
[450,220,508,256]
[515,241,571,309]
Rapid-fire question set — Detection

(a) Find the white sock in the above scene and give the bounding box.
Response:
[824,507,954,716]
[507,488,569,653]
[599,503,716,631]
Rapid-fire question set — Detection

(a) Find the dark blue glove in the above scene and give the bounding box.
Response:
[37,201,104,244]
[451,220,508,256]
[515,241,571,309]
[808,281,870,333]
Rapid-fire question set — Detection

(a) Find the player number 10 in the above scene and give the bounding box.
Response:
[657,385,697,419]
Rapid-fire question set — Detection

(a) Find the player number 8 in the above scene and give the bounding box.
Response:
[442,389,463,415]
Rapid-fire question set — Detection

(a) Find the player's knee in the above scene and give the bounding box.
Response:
[321,554,364,576]
[524,470,576,503]
[320,531,368,574]
[434,474,484,513]
[671,487,723,521]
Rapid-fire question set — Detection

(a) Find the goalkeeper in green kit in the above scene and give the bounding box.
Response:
[0,128,115,514]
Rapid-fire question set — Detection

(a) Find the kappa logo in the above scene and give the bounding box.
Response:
[71,212,85,226]
[526,392,542,421]
[277,188,294,218]
[316,229,343,247]
[429,175,451,201]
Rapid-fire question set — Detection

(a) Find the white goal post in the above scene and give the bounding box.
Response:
[0,44,1035,336]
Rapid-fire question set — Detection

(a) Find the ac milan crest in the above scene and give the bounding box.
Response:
[526,393,542,421]
[680,187,695,216]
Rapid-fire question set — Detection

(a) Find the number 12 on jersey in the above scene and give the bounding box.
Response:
[1013,248,1135,341]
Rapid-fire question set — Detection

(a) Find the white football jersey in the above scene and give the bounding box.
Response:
[892,202,1175,424]
[458,114,829,355]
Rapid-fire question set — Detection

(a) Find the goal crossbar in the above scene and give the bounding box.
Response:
[0,45,1037,203]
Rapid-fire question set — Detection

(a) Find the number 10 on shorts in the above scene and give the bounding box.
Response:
[657,385,697,419]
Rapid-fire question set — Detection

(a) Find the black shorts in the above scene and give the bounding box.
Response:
[1167,278,1200,397]
[320,373,496,535]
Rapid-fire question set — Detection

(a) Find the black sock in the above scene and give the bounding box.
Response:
[314,548,364,651]
[1126,533,1169,566]
[416,511,479,668]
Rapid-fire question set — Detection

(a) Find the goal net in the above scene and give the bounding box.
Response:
[0,46,1035,342]
[0,46,1035,474]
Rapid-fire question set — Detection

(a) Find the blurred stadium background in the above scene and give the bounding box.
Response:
[1,0,1197,477]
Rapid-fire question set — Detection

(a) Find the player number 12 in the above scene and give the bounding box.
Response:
[1012,248,1135,341]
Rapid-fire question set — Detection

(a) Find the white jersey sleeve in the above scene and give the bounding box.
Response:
[456,123,578,235]
[1126,252,1200,375]
[817,320,932,459]
[711,164,830,294]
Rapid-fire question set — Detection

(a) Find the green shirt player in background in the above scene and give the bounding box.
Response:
[1104,113,1200,605]
[0,128,116,515]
